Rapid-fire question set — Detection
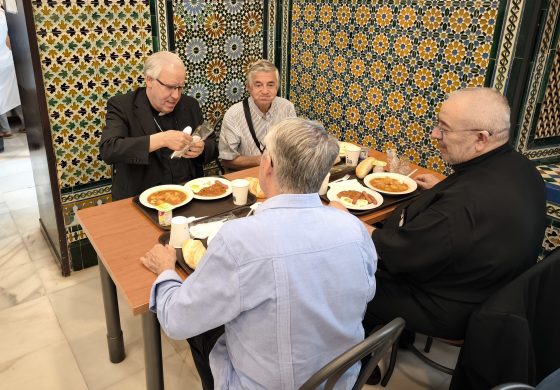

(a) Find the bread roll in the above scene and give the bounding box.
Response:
[181,239,206,269]
[356,157,376,179]
[246,177,265,198]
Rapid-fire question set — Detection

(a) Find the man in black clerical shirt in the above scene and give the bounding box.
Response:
[99,51,217,200]
[332,87,546,349]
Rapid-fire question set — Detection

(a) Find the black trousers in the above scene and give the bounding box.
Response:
[363,270,478,340]
[187,325,225,390]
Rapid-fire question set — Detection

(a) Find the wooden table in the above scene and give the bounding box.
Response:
[77,154,443,390]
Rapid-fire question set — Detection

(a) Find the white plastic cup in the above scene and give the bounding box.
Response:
[345,144,361,167]
[231,179,250,205]
[360,147,370,160]
[169,216,190,248]
[319,172,330,195]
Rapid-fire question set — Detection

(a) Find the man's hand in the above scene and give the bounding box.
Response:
[140,244,177,275]
[414,173,440,190]
[183,139,205,158]
[149,130,192,152]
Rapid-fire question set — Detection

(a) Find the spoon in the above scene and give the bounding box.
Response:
[406,169,418,178]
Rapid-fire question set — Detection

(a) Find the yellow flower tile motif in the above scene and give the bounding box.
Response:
[356,5,371,26]
[346,107,360,124]
[423,7,443,30]
[302,51,313,67]
[418,38,438,61]
[411,96,429,116]
[345,129,359,143]
[317,53,330,71]
[414,68,434,89]
[292,3,301,21]
[406,122,425,143]
[373,34,389,55]
[474,43,492,68]
[316,76,328,93]
[329,124,342,139]
[449,8,472,33]
[370,61,386,81]
[333,55,347,74]
[388,91,405,111]
[303,29,315,45]
[351,58,366,78]
[367,86,383,106]
[394,36,413,57]
[468,75,486,88]
[243,11,261,36]
[384,116,401,136]
[376,5,393,27]
[319,4,333,23]
[445,41,466,65]
[398,7,417,29]
[331,102,343,119]
[337,5,351,25]
[427,155,446,172]
[304,4,316,22]
[361,134,378,150]
[335,31,349,50]
[352,32,368,52]
[440,72,461,94]
[300,74,312,89]
[349,83,363,101]
[207,59,227,84]
[318,30,331,47]
[331,79,345,97]
[364,112,380,130]
[205,13,226,38]
[479,9,498,35]
[315,97,326,114]
[299,94,311,110]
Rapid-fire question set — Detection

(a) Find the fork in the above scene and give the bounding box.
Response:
[330,174,350,184]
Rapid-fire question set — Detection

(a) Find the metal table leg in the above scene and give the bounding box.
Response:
[98,259,125,363]
[142,311,164,390]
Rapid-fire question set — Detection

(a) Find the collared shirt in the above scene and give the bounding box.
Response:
[149,194,377,389]
[218,96,296,160]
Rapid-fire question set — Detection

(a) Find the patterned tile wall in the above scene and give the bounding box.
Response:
[32,0,152,269]
[535,39,560,140]
[171,0,269,127]
[287,1,501,173]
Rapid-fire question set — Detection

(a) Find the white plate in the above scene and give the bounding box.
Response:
[338,141,353,157]
[364,172,417,195]
[139,184,194,210]
[186,177,233,200]
[327,182,384,210]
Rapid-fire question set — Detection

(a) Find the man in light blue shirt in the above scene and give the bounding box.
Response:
[141,117,377,389]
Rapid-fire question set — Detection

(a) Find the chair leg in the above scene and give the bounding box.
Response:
[408,342,454,375]
[424,336,433,353]
[380,336,400,387]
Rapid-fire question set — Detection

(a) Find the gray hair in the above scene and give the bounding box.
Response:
[448,87,511,143]
[264,118,339,194]
[143,51,185,79]
[246,59,279,86]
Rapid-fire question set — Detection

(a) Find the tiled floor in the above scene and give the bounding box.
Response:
[0,133,458,389]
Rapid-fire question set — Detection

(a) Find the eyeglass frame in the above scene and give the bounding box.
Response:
[154,77,185,93]
[433,122,493,138]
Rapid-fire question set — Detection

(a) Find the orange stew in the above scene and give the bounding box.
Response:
[369,177,409,192]
[148,190,187,206]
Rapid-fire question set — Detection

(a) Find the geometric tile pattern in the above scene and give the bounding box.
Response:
[537,163,560,205]
[491,0,524,94]
[515,0,560,160]
[171,0,268,127]
[535,48,560,139]
[32,0,152,188]
[287,2,499,173]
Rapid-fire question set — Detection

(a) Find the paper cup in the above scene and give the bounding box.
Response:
[231,179,249,205]
[169,216,190,248]
[345,144,361,167]
[319,172,330,195]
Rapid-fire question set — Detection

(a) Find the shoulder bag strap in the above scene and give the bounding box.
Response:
[242,97,264,154]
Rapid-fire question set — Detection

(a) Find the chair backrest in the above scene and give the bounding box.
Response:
[298,317,405,390]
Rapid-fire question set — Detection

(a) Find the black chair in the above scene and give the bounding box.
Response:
[298,317,405,390]
[407,336,463,375]
[450,248,560,389]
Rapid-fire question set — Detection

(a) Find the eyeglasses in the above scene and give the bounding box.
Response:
[433,123,493,138]
[155,78,185,93]
[261,146,273,167]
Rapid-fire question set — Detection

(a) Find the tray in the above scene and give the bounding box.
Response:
[134,191,257,230]
[321,173,420,215]
[158,205,254,275]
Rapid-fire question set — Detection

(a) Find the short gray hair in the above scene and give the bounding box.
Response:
[246,59,279,86]
[264,118,339,194]
[144,51,185,79]
[448,87,511,143]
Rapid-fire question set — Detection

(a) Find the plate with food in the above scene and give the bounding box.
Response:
[186,177,232,200]
[139,184,194,210]
[364,172,417,195]
[327,182,384,211]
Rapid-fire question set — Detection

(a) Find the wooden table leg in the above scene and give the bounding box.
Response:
[98,259,125,363]
[142,311,164,390]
